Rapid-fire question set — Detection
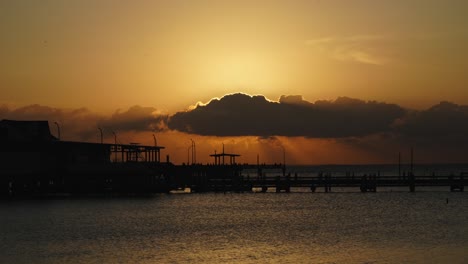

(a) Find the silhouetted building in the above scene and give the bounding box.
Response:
[0,120,112,176]
[0,120,57,142]
[1,120,168,196]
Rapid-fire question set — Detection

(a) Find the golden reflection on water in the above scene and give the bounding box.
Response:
[1,192,468,263]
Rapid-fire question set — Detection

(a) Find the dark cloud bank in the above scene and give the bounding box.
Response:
[169,93,407,137]
[168,94,468,162]
[2,94,468,145]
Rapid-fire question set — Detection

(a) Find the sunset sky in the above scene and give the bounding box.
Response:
[2,1,468,164]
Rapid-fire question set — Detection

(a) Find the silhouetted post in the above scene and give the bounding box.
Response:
[360,175,367,193]
[461,174,465,192]
[285,173,291,193]
[324,173,329,193]
[449,174,454,192]
[257,154,262,180]
[98,127,103,144]
[398,152,401,177]
[409,147,415,192]
[187,145,192,165]
[190,139,195,164]
[281,145,286,177]
[152,134,161,163]
[275,175,281,193]
[112,131,117,162]
[152,134,158,163]
[112,131,117,145]
[410,147,414,175]
[54,122,61,140]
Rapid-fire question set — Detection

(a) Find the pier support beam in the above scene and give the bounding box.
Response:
[409,172,415,192]
[449,174,464,192]
[360,175,377,193]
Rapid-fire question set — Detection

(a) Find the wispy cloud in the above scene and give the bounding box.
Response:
[305,34,390,65]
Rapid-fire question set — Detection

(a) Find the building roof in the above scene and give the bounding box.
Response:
[0,119,58,141]
[209,153,241,157]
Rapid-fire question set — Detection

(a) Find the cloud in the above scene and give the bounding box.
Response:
[98,105,168,132]
[168,93,406,138]
[305,34,390,65]
[167,93,468,162]
[257,136,284,147]
[334,101,468,163]
[0,94,468,163]
[0,104,102,141]
[334,49,383,65]
[3,96,468,163]
[395,101,468,139]
[0,104,167,141]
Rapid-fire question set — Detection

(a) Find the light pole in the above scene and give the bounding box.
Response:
[112,131,117,145]
[54,122,61,140]
[187,145,192,165]
[153,134,157,147]
[98,127,103,144]
[190,139,196,164]
[222,143,225,165]
[280,145,286,176]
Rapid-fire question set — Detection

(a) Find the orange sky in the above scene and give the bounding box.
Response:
[2,1,468,112]
[1,1,468,164]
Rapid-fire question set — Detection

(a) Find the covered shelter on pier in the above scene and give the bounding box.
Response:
[110,143,165,163]
[210,151,240,165]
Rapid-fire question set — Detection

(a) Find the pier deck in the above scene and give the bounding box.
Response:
[187,173,466,193]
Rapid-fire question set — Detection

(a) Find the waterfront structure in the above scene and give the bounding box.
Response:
[0,119,466,197]
[0,120,167,196]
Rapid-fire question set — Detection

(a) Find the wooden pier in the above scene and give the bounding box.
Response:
[1,120,466,197]
[167,168,467,193]
[2,162,467,197]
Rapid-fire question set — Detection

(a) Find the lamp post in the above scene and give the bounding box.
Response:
[153,134,157,147]
[112,131,117,145]
[190,139,195,164]
[187,145,192,165]
[98,127,103,144]
[280,145,286,177]
[54,122,61,140]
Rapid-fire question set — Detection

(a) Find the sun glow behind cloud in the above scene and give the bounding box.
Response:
[2,1,468,112]
[0,1,468,166]
[183,48,291,99]
[203,54,269,86]
[3,93,468,164]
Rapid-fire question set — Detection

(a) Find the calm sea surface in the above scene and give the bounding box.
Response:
[1,165,468,263]
[1,192,467,263]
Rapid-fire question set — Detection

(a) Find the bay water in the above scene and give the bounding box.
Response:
[1,165,468,263]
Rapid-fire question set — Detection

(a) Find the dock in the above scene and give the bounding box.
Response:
[1,119,466,197]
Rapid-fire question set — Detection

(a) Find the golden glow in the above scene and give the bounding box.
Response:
[2,1,468,164]
[109,131,407,165]
[201,54,275,88]
[2,1,468,112]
